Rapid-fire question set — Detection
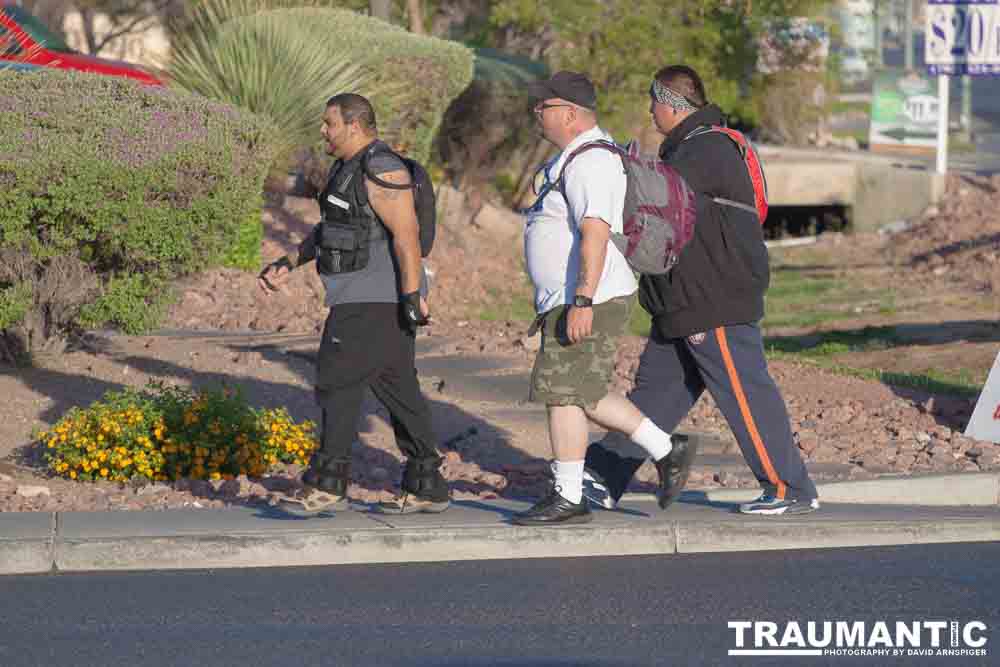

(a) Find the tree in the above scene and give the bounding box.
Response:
[18,0,72,35]
[488,0,832,140]
[74,0,179,56]
[17,1,183,57]
[405,0,425,34]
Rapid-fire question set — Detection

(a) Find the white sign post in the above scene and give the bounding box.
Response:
[965,351,1000,443]
[925,0,1000,173]
[936,73,949,174]
[925,1,1000,439]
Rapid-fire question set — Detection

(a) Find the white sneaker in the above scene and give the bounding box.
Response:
[582,469,617,510]
[739,493,820,515]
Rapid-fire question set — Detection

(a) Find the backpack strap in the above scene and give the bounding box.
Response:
[361,144,416,191]
[711,197,759,216]
[680,125,767,218]
[522,140,625,215]
[552,140,625,194]
[353,144,415,221]
[682,125,749,161]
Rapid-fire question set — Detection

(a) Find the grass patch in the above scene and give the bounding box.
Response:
[765,326,902,357]
[763,266,897,329]
[628,266,897,337]
[830,100,869,115]
[476,285,536,323]
[630,305,652,336]
[831,128,869,146]
[766,350,982,398]
[478,299,536,323]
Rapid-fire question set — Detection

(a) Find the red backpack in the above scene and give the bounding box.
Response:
[683,126,768,224]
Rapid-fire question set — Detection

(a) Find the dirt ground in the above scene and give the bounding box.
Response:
[1,178,998,513]
[761,173,1000,386]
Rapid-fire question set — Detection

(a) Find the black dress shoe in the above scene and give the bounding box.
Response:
[655,434,698,509]
[511,487,592,526]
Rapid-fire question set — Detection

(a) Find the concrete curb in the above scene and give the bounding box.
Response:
[53,523,679,573]
[675,519,1000,553]
[672,472,1000,507]
[2,501,998,576]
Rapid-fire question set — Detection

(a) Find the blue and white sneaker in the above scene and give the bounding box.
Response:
[738,493,820,516]
[582,469,616,509]
[582,444,645,510]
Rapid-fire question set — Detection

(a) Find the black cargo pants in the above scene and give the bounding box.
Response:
[309,302,440,490]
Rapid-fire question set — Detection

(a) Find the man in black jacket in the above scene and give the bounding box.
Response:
[584,65,819,515]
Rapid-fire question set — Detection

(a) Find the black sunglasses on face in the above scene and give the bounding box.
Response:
[534,103,573,115]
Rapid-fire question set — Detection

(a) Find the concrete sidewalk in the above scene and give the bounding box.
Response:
[2,493,999,576]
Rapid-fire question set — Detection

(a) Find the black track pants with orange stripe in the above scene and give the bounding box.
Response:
[629,323,818,501]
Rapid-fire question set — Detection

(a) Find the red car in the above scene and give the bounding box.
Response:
[0,5,163,85]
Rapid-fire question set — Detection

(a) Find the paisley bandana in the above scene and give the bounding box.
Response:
[650,79,697,112]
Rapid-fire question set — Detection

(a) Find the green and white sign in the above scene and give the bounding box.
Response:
[869,68,940,149]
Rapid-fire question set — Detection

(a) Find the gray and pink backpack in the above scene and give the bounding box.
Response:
[549,140,698,275]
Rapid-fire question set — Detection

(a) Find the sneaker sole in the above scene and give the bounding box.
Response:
[272,497,350,517]
[511,512,594,526]
[739,500,820,516]
[375,500,451,515]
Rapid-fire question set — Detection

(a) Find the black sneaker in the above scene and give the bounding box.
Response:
[739,493,820,516]
[582,443,644,510]
[511,486,592,526]
[654,433,698,509]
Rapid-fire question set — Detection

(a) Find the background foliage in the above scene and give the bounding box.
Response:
[0,70,276,360]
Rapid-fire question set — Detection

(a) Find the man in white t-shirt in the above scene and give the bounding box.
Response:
[512,71,697,526]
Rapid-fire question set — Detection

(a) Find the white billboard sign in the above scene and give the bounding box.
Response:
[927,0,1000,75]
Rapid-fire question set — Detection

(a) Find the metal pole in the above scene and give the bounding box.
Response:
[874,0,883,68]
[961,74,972,137]
[904,0,914,70]
[937,74,950,175]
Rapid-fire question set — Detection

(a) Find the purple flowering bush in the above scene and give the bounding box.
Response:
[0,70,276,361]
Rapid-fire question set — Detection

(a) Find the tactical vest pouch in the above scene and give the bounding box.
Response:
[316,221,370,275]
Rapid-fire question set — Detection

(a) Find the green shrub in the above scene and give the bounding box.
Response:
[436,49,549,203]
[337,8,474,163]
[0,70,276,359]
[38,382,317,483]
[168,2,373,167]
[221,211,264,271]
[76,272,176,336]
[297,7,476,188]
[170,4,473,186]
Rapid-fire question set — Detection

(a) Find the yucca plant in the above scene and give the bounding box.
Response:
[169,1,375,166]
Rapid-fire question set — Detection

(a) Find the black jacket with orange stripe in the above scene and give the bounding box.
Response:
[638,105,770,339]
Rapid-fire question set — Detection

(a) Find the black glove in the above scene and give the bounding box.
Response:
[258,256,294,291]
[400,291,429,333]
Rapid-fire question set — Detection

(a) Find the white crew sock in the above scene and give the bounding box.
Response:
[630,418,673,462]
[551,459,584,504]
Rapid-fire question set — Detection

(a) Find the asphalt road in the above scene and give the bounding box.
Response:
[1,543,998,666]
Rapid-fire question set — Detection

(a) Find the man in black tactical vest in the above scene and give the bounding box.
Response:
[258,93,450,516]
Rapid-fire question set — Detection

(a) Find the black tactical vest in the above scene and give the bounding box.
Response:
[315,142,389,275]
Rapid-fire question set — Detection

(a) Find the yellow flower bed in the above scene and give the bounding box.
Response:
[36,383,317,483]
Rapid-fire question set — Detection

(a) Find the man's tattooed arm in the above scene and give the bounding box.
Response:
[366,169,422,295]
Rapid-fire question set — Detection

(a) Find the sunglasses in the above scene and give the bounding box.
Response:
[533,103,573,115]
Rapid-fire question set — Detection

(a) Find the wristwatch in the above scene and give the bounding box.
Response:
[572,295,594,308]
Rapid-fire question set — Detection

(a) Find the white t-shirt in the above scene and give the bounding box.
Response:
[523,126,638,314]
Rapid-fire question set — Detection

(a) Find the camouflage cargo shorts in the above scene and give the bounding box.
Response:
[529,294,634,409]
